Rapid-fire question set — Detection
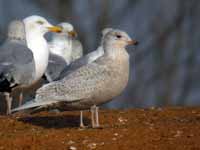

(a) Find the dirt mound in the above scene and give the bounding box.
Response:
[0,107,200,150]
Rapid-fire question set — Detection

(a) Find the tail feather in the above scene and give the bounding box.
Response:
[11,100,56,113]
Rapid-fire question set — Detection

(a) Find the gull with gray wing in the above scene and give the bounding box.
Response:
[0,20,35,114]
[0,16,62,114]
[56,28,112,120]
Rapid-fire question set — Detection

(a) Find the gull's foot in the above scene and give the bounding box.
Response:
[79,124,89,130]
[6,109,11,115]
[91,124,103,129]
[80,123,86,129]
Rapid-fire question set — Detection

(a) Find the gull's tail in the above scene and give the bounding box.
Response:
[11,99,55,113]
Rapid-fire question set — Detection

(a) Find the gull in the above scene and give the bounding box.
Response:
[48,22,78,65]
[57,28,112,121]
[0,16,62,114]
[44,22,78,82]
[12,29,138,128]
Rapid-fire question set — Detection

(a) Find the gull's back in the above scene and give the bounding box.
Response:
[58,46,104,80]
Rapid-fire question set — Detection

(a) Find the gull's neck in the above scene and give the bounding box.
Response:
[8,37,26,45]
[8,29,26,45]
[25,28,49,81]
[103,44,129,60]
[101,44,130,85]
[49,34,72,64]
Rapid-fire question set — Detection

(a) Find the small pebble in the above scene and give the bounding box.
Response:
[87,143,97,149]
[118,117,128,124]
[174,130,183,138]
[82,139,88,144]
[99,142,104,146]
[68,146,77,150]
[112,137,117,141]
[150,107,155,110]
[67,140,75,145]
[191,110,196,114]
[114,133,118,136]
[0,146,4,150]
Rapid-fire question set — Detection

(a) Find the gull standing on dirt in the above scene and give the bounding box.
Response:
[0,16,62,114]
[12,29,138,128]
[57,28,112,120]
[44,22,79,82]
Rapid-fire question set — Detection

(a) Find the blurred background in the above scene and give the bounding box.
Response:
[0,0,199,108]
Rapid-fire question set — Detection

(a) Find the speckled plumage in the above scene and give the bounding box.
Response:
[36,51,129,110]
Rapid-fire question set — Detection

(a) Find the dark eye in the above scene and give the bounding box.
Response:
[116,34,122,39]
[36,20,44,25]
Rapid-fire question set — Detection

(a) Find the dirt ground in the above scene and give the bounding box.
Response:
[0,107,200,150]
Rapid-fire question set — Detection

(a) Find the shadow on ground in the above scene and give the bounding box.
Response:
[18,114,90,128]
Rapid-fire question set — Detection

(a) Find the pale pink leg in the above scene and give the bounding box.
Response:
[90,106,96,128]
[95,106,100,127]
[80,111,85,128]
[18,90,23,106]
[4,92,12,115]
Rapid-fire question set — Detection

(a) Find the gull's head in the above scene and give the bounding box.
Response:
[103,29,138,49]
[57,22,77,38]
[102,28,113,37]
[100,28,113,44]
[7,20,25,40]
[23,15,62,35]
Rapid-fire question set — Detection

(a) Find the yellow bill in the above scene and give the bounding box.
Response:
[68,30,77,38]
[47,26,62,33]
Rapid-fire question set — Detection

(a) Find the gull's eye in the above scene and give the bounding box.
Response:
[36,20,44,25]
[116,34,122,39]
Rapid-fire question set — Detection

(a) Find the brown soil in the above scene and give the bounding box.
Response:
[0,107,200,150]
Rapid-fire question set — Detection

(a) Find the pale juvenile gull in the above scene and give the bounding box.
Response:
[0,16,62,114]
[12,29,138,128]
[58,28,112,79]
[57,28,111,119]
[44,22,78,82]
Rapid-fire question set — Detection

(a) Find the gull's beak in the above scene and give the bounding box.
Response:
[127,39,139,46]
[68,30,77,38]
[47,26,62,33]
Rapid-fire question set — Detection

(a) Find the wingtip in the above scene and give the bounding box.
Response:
[11,107,23,113]
[11,99,37,113]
